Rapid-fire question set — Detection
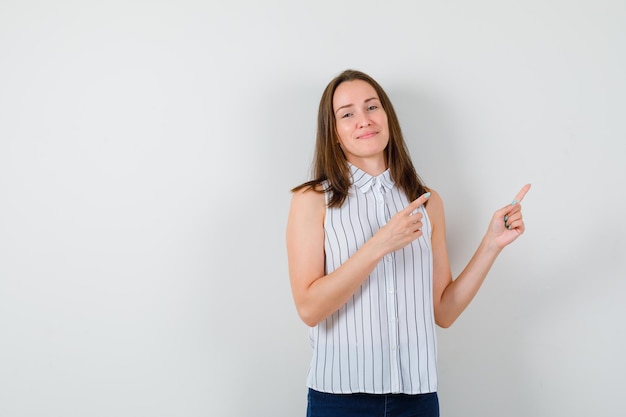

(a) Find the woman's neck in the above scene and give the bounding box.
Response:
[348,157,387,176]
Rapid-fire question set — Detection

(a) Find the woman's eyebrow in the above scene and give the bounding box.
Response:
[334,97,379,115]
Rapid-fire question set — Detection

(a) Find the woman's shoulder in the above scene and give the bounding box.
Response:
[288,185,326,234]
[424,187,445,219]
[290,184,326,213]
[292,182,325,198]
[426,187,442,203]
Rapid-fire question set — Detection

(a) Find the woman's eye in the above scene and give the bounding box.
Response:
[368,105,378,111]
[341,112,353,119]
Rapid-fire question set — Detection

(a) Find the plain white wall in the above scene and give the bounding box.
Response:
[1,1,624,416]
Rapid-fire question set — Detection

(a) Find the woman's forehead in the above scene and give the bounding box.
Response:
[333,80,379,108]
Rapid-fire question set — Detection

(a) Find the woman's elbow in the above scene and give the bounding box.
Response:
[296,305,322,327]
[435,313,456,329]
[436,319,453,329]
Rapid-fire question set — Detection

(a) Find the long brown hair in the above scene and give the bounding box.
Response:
[292,69,427,207]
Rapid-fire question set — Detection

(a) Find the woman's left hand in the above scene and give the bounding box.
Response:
[487,184,531,249]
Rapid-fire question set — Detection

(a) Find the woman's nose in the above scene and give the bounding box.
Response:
[359,118,371,128]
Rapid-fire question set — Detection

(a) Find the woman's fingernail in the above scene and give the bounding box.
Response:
[504,215,509,221]
[511,200,518,205]
[424,192,431,199]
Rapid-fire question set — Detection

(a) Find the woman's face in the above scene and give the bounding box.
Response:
[332,79,389,168]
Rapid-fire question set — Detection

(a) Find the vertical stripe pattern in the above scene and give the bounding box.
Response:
[307,164,438,395]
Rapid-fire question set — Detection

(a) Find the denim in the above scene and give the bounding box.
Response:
[307,389,440,417]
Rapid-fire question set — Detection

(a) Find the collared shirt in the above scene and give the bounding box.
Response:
[307,164,438,394]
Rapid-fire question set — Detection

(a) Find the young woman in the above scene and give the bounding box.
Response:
[286,69,530,417]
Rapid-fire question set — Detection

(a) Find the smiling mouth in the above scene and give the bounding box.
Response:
[357,131,378,139]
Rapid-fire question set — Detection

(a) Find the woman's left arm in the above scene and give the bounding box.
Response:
[429,184,531,328]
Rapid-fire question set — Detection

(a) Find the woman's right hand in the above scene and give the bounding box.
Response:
[371,192,431,255]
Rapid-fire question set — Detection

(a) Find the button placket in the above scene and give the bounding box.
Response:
[372,177,401,391]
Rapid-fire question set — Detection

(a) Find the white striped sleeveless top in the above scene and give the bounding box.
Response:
[307,164,438,394]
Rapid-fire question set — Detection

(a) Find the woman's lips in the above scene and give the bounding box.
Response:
[357,131,378,139]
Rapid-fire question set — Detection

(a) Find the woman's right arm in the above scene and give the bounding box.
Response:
[286,188,431,327]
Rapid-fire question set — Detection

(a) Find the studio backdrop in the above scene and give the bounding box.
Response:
[0,1,624,416]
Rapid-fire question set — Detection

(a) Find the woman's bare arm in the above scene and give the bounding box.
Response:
[429,185,531,328]
[286,188,432,327]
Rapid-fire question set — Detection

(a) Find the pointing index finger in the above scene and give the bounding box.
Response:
[511,184,531,204]
[411,191,431,209]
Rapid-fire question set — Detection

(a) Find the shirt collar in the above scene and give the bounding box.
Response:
[350,163,395,193]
